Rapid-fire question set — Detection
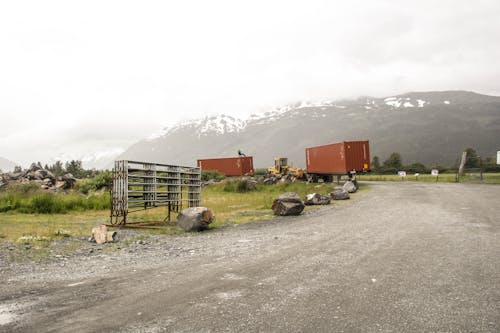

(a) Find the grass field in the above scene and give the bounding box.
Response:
[0,181,358,243]
[357,172,500,184]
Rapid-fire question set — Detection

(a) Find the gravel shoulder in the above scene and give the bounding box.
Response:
[1,182,499,332]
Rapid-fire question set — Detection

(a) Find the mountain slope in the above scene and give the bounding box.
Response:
[118,91,500,168]
[0,157,17,172]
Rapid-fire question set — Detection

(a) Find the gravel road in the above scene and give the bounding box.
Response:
[1,182,499,332]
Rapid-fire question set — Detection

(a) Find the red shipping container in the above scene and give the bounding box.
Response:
[306,141,370,175]
[197,156,254,176]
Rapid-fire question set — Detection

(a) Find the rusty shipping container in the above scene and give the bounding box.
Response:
[197,156,254,176]
[306,141,370,175]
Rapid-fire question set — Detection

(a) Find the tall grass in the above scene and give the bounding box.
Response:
[0,182,110,214]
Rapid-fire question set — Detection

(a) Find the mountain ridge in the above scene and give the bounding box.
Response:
[117,90,500,168]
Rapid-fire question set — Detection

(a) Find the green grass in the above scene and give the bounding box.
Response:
[357,172,500,184]
[0,181,356,242]
[0,210,109,242]
[0,183,110,214]
[202,181,353,227]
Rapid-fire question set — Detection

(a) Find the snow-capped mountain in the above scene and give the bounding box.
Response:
[118,91,500,167]
[148,114,247,140]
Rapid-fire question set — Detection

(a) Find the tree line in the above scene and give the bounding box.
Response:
[12,160,104,179]
[371,148,500,174]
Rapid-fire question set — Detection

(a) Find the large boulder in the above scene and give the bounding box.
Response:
[34,169,55,181]
[271,192,305,216]
[28,163,42,173]
[331,189,350,200]
[59,173,77,189]
[343,181,357,193]
[177,207,215,231]
[304,193,331,205]
[241,178,258,191]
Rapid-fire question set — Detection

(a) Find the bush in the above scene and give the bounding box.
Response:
[223,179,255,193]
[29,194,65,214]
[253,168,268,176]
[201,170,226,182]
[0,184,110,214]
[75,171,112,194]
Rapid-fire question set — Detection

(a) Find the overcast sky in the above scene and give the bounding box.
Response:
[1,0,499,167]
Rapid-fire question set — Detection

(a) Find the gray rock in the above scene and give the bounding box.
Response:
[241,178,257,191]
[271,192,305,216]
[28,163,42,172]
[177,207,215,231]
[331,189,350,200]
[34,169,54,180]
[343,181,357,193]
[304,193,331,205]
[263,177,277,185]
[57,173,77,189]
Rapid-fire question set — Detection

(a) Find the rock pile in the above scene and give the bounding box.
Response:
[263,173,297,185]
[0,163,77,191]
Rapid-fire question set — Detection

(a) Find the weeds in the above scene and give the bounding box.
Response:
[0,185,110,214]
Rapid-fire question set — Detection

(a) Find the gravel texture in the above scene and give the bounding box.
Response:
[0,182,499,332]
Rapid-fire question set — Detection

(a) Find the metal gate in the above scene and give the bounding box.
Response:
[110,160,201,226]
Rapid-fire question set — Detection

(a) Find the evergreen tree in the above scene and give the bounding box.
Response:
[371,156,381,170]
[383,152,403,169]
[65,160,84,178]
[464,148,480,168]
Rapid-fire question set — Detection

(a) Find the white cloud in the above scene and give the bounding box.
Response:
[1,0,499,165]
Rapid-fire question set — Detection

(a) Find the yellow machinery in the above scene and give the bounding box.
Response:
[267,157,304,178]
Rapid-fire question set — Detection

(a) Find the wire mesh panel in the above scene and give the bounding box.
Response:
[110,160,201,225]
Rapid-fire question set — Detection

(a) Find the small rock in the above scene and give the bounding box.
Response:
[343,181,357,193]
[331,189,350,200]
[304,193,331,205]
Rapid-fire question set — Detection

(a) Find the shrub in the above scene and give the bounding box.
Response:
[223,179,255,193]
[0,186,110,214]
[75,171,112,194]
[201,170,226,182]
[253,168,268,176]
[29,193,65,214]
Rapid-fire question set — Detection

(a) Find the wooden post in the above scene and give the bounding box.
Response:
[458,151,467,176]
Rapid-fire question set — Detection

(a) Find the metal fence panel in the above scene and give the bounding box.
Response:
[110,160,201,225]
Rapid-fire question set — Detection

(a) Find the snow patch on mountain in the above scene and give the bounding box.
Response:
[385,96,430,108]
[385,97,402,108]
[199,115,246,135]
